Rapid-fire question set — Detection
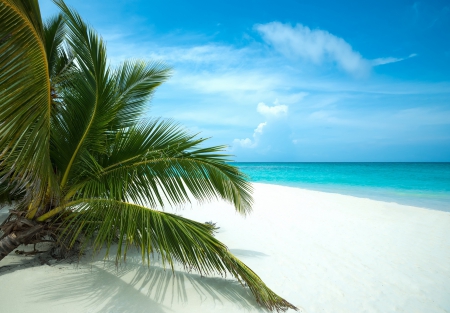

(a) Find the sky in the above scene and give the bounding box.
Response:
[40,0,450,162]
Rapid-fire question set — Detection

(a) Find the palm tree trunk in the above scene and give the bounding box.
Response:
[0,225,43,261]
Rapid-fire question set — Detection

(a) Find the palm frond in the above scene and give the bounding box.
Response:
[43,13,65,77]
[67,120,252,214]
[57,199,296,312]
[0,0,56,208]
[51,0,118,189]
[111,60,171,129]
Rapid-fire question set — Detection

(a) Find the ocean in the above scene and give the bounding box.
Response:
[233,163,450,212]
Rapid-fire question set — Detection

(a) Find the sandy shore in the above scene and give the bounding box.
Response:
[1,183,449,313]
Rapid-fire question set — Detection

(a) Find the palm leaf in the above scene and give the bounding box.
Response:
[111,60,171,129]
[0,0,56,209]
[66,120,253,214]
[43,13,65,77]
[57,199,297,312]
[51,0,118,189]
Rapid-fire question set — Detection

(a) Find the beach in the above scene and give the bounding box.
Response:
[1,183,449,313]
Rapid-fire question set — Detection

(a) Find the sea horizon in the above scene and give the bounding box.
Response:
[233,162,450,212]
[231,161,450,163]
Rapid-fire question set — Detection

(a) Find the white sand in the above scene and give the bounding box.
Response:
[1,183,449,313]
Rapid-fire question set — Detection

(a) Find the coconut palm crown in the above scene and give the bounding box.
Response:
[0,0,297,311]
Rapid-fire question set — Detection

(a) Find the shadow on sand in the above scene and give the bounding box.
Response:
[229,249,268,258]
[29,254,269,313]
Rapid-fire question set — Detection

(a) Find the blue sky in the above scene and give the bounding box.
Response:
[41,0,450,161]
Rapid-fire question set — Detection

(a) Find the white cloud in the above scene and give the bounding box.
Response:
[372,53,417,66]
[233,138,253,148]
[257,101,288,116]
[233,122,267,148]
[255,22,371,76]
[254,122,267,134]
[255,22,417,76]
[372,57,404,66]
[173,70,282,94]
[148,44,252,65]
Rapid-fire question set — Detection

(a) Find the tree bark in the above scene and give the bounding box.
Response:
[0,225,44,262]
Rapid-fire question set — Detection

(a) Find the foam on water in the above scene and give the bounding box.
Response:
[233,162,450,211]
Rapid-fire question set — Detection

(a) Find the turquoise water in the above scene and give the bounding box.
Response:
[233,163,450,212]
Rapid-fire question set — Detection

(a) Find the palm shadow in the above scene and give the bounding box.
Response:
[0,257,40,275]
[229,249,268,257]
[0,243,74,276]
[30,255,268,313]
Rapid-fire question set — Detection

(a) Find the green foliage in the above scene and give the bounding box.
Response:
[0,0,296,311]
[0,0,56,207]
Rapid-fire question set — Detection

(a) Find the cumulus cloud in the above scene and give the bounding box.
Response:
[233,138,253,148]
[257,101,288,116]
[233,122,267,148]
[234,100,288,149]
[254,122,267,134]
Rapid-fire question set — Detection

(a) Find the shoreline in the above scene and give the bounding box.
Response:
[249,181,450,212]
[1,183,450,313]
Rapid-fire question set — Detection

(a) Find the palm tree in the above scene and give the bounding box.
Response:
[0,0,297,311]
